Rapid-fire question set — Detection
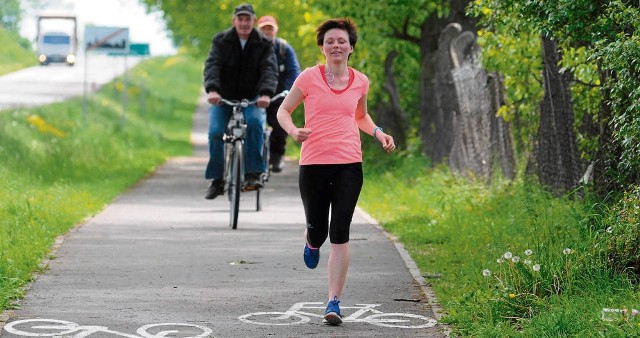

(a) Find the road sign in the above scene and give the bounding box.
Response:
[108,43,150,56]
[129,43,149,56]
[84,26,129,53]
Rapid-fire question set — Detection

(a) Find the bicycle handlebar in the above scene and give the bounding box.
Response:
[219,90,289,108]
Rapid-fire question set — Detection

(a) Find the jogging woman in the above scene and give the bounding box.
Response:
[276,18,395,325]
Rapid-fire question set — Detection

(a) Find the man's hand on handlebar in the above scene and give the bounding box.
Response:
[256,95,271,108]
[207,91,221,105]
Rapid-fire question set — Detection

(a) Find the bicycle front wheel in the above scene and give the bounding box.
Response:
[256,185,262,211]
[229,141,243,229]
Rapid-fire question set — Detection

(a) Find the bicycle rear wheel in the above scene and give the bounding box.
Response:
[229,141,243,229]
[256,129,271,211]
[256,186,262,211]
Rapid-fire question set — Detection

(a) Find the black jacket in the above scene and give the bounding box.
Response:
[203,27,278,100]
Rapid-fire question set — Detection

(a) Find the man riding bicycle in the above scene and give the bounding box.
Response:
[203,3,278,199]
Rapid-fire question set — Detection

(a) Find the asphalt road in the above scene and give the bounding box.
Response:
[0,95,446,338]
[0,54,141,111]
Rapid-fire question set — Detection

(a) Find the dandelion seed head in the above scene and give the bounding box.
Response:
[563,248,572,255]
[606,227,612,233]
[533,264,541,272]
[482,269,491,277]
[512,256,520,263]
[497,258,504,264]
[525,249,533,256]
[524,259,532,265]
[503,251,513,259]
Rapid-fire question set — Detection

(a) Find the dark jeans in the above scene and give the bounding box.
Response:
[205,103,266,180]
[299,163,363,247]
[266,98,287,158]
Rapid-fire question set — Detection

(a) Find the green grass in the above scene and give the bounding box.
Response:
[358,148,640,336]
[0,29,37,75]
[0,54,202,309]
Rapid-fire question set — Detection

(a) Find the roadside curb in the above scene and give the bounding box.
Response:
[356,206,451,337]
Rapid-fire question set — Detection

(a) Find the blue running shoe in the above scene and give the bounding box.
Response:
[323,296,342,325]
[303,244,319,269]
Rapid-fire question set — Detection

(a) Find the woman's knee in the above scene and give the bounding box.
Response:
[306,222,328,248]
[329,229,350,244]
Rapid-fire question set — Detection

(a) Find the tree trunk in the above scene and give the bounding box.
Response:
[430,23,462,163]
[377,50,408,148]
[449,31,492,178]
[419,0,476,165]
[536,35,581,194]
[488,73,516,180]
[419,12,444,162]
[588,65,621,194]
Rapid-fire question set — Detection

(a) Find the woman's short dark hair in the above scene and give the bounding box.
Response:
[316,18,358,47]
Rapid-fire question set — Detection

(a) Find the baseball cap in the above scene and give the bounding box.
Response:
[233,3,256,17]
[257,16,278,29]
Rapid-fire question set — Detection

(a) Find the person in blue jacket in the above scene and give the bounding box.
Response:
[257,15,301,173]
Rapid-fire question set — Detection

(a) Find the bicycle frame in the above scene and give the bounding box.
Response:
[219,91,288,229]
[220,101,248,230]
[221,101,248,192]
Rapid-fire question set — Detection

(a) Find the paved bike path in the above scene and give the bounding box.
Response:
[1,94,445,338]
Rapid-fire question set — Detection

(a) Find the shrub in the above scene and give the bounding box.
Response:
[605,185,640,278]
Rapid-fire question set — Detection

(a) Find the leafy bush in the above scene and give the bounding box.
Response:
[604,186,640,278]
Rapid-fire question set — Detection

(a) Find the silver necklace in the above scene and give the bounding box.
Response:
[324,64,335,83]
[325,64,346,84]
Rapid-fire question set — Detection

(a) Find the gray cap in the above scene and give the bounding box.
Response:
[233,4,255,17]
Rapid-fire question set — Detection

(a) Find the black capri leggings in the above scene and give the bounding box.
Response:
[299,162,363,247]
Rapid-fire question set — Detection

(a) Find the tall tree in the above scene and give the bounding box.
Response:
[378,50,409,148]
[535,36,581,193]
[473,0,640,193]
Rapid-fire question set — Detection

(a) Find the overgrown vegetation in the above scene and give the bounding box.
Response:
[0,28,37,75]
[0,53,201,309]
[359,145,640,336]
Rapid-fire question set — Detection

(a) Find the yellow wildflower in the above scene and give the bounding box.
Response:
[26,115,65,138]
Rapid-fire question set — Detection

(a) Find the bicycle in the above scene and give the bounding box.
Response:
[237,301,437,328]
[2,318,213,338]
[219,90,288,230]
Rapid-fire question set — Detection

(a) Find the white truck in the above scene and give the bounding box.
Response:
[36,15,77,66]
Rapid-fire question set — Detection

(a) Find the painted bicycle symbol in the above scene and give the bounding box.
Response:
[238,302,437,328]
[2,319,213,338]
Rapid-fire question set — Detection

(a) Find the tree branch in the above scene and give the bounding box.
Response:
[389,16,421,45]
